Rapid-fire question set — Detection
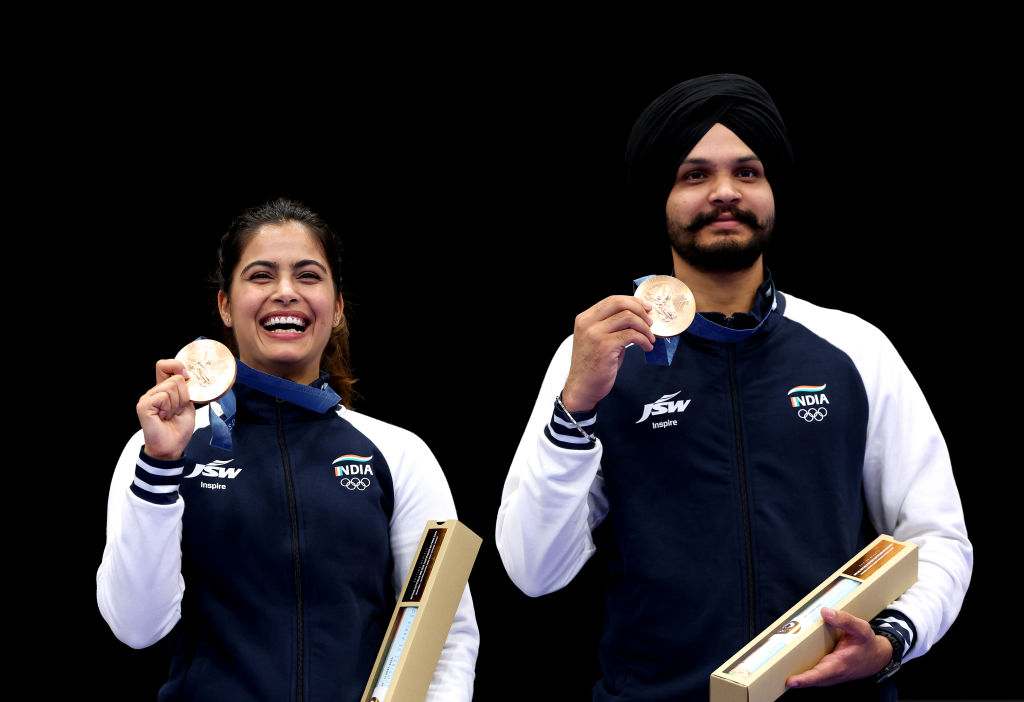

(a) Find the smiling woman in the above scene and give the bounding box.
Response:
[96,198,479,701]
[214,202,353,400]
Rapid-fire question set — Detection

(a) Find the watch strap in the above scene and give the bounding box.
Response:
[872,627,903,681]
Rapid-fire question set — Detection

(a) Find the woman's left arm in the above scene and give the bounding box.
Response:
[386,430,479,702]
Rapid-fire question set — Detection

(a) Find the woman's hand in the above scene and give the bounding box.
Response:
[136,359,196,460]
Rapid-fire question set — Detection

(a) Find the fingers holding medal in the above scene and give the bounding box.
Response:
[562,295,657,413]
[137,340,236,460]
[562,278,694,413]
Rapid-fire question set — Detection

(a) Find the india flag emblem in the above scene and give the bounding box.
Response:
[788,384,827,395]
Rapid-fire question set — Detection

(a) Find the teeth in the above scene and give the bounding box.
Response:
[263,315,308,329]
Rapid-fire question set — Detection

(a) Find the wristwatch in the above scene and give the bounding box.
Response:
[872,628,903,681]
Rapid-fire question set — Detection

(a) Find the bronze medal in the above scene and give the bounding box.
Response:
[634,275,696,337]
[174,339,237,403]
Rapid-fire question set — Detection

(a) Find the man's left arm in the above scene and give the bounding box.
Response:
[858,327,973,664]
[785,306,973,685]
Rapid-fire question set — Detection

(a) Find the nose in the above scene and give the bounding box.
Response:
[273,276,299,304]
[708,174,741,206]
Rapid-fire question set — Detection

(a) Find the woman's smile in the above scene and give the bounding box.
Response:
[218,220,342,384]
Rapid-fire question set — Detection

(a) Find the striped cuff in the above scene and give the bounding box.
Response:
[129,448,185,505]
[544,400,598,450]
[870,608,916,656]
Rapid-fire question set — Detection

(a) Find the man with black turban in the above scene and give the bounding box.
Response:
[496,74,971,700]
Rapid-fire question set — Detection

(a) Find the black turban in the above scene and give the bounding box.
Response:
[625,73,793,239]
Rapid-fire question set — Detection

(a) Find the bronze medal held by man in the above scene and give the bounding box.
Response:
[633,275,696,337]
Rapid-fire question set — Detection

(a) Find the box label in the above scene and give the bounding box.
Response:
[843,540,904,580]
[403,527,446,602]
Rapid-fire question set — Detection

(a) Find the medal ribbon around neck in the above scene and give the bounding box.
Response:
[632,275,778,365]
[192,338,341,450]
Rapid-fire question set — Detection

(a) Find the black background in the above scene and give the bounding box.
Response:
[24,22,1014,700]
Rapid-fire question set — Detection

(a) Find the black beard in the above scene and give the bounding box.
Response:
[667,206,774,273]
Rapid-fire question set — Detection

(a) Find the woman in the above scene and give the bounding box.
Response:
[97,198,478,701]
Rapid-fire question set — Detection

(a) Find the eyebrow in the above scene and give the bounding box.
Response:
[681,154,762,165]
[240,259,329,275]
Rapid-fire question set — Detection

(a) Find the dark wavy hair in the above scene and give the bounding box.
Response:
[215,197,357,407]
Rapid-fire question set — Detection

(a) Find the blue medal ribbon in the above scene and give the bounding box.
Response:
[233,361,341,413]
[192,338,341,450]
[209,388,236,450]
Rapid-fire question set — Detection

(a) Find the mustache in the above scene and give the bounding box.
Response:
[684,206,765,233]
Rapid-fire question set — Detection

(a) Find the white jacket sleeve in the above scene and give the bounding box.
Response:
[786,296,973,661]
[366,417,479,702]
[495,336,610,597]
[96,429,186,649]
[858,326,972,660]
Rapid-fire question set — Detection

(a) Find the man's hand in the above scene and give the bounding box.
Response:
[560,295,655,413]
[786,608,893,688]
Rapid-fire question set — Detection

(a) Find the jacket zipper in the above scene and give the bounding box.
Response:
[727,344,757,640]
[276,400,304,702]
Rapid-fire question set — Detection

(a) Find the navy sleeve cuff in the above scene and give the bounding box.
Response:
[544,399,598,450]
[129,447,185,505]
[870,608,916,656]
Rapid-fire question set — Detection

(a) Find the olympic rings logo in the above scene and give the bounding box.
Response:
[340,477,371,491]
[797,408,828,422]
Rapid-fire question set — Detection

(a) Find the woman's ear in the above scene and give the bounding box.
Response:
[218,290,232,327]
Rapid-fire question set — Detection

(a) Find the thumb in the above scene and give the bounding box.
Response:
[821,607,870,640]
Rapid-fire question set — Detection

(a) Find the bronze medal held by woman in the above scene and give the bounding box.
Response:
[137,200,355,461]
[98,198,478,701]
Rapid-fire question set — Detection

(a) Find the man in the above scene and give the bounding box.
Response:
[495,74,971,700]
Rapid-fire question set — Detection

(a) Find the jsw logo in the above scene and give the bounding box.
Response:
[636,391,691,423]
[186,459,242,479]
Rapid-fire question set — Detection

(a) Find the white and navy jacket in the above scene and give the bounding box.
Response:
[496,279,971,701]
[98,377,478,702]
